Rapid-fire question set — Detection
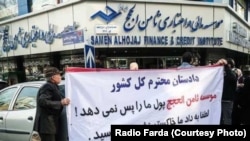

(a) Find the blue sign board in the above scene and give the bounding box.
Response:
[84,45,95,68]
[62,30,84,45]
[91,6,121,23]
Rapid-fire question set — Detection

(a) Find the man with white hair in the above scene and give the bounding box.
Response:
[130,62,139,70]
[34,66,70,141]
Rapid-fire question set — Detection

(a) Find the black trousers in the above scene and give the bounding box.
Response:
[40,133,56,141]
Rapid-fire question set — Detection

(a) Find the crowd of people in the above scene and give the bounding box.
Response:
[129,51,250,125]
[178,51,250,125]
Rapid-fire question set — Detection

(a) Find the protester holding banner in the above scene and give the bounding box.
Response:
[232,68,244,125]
[34,66,70,141]
[219,58,237,125]
[238,65,250,125]
[177,51,194,69]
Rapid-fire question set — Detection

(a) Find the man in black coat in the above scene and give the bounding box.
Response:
[217,58,237,125]
[34,66,70,141]
[239,65,250,125]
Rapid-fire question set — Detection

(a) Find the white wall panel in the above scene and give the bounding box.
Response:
[73,2,89,49]
[29,13,51,54]
[181,5,214,48]
[11,19,30,56]
[214,7,227,49]
[223,10,234,50]
[0,24,13,57]
[145,3,181,48]
[106,2,146,48]
[82,1,110,48]
[48,6,75,52]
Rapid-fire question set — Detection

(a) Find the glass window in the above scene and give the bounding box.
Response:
[237,3,245,18]
[13,87,39,110]
[234,0,246,19]
[106,58,128,69]
[24,58,50,81]
[0,87,17,111]
[165,57,181,68]
[32,0,58,12]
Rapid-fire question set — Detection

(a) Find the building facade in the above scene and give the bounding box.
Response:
[0,0,250,83]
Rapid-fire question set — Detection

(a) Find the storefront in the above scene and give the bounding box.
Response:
[0,0,250,82]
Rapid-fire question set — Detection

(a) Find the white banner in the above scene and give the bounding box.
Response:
[65,66,224,141]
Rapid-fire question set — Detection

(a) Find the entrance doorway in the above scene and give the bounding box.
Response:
[106,56,181,69]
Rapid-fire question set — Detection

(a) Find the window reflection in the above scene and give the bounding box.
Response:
[0,87,17,111]
[24,59,50,81]
[14,87,39,110]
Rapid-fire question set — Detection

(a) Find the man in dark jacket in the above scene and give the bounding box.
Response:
[239,65,250,124]
[220,58,237,125]
[34,66,70,141]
